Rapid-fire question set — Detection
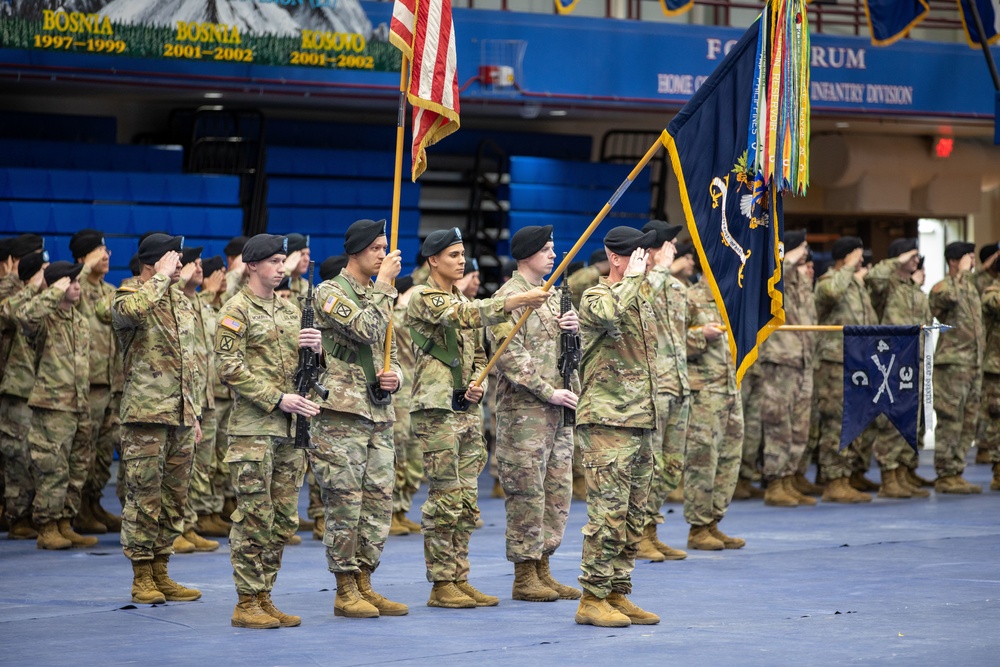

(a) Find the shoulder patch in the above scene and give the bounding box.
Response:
[431,294,446,308]
[116,286,138,293]
[220,315,245,334]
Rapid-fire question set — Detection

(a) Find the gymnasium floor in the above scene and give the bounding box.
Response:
[1,452,997,666]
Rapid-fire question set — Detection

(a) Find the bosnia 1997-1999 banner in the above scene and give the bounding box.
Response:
[0,0,400,72]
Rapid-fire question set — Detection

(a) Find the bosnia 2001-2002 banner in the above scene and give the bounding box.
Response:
[0,0,401,73]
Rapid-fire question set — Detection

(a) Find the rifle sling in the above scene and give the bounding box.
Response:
[408,325,464,391]
[329,276,380,386]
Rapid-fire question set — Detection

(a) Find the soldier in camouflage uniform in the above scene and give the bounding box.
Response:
[635,220,690,561]
[113,234,203,606]
[214,234,319,629]
[574,226,660,629]
[813,237,879,503]
[865,239,932,499]
[69,230,125,535]
[973,244,999,489]
[488,225,581,603]
[17,262,94,549]
[929,241,985,493]
[406,227,549,609]
[389,275,424,535]
[309,219,408,618]
[0,251,49,540]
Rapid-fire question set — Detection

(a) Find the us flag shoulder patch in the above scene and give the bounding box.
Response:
[323,295,338,314]
[220,316,244,334]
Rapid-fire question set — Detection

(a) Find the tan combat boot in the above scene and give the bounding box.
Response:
[455,581,499,607]
[849,470,881,492]
[783,477,817,506]
[878,468,913,499]
[222,496,237,521]
[356,568,409,616]
[312,519,325,541]
[764,477,799,507]
[232,593,279,629]
[992,463,1000,492]
[427,581,476,609]
[897,469,930,498]
[607,592,660,625]
[8,517,38,540]
[36,521,72,550]
[210,512,231,530]
[935,475,982,494]
[388,512,409,536]
[687,524,724,551]
[183,529,220,552]
[257,591,301,626]
[512,561,559,601]
[709,521,746,549]
[791,472,824,496]
[196,514,229,538]
[287,534,302,545]
[822,477,872,503]
[93,499,122,532]
[491,478,505,499]
[537,554,581,599]
[334,572,379,617]
[647,524,688,560]
[58,518,98,547]
[635,525,666,562]
[975,446,991,465]
[905,467,935,488]
[572,476,587,502]
[665,480,684,503]
[150,556,202,601]
[73,495,107,534]
[397,511,422,533]
[574,591,631,627]
[130,561,166,605]
[172,532,196,554]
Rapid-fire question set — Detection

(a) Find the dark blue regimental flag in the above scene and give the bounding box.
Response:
[662,18,784,384]
[863,1,929,45]
[841,325,921,450]
[958,0,1000,46]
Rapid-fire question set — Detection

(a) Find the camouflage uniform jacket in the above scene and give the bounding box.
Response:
[567,265,602,310]
[0,273,23,303]
[224,268,247,304]
[77,265,123,391]
[814,264,877,363]
[17,285,89,413]
[759,259,815,368]
[186,291,216,411]
[288,274,309,301]
[576,274,658,428]
[0,284,40,399]
[870,260,933,327]
[929,271,984,368]
[981,282,1000,374]
[214,285,302,437]
[0,273,25,368]
[488,271,581,412]
[391,303,415,418]
[685,279,737,395]
[406,275,508,414]
[314,269,400,423]
[642,266,690,395]
[113,274,201,426]
[973,270,998,298]
[411,263,430,287]
[202,295,233,401]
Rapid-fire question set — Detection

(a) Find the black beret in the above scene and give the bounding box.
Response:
[286,233,309,253]
[422,227,463,257]
[500,257,518,280]
[510,225,553,260]
[567,260,585,277]
[944,241,976,261]
[319,254,349,282]
[979,242,999,264]
[603,226,657,256]
[10,233,44,259]
[887,238,918,259]
[138,233,184,265]
[44,261,82,285]
[675,242,695,258]
[275,276,291,292]
[243,234,287,263]
[464,257,480,275]
[395,274,415,296]
[916,255,924,271]
[69,228,105,260]
[831,236,864,261]
[784,230,807,252]
[18,250,49,282]
[128,253,142,276]
[181,245,204,266]
[224,235,248,257]
[642,220,682,248]
[0,238,9,261]
[588,248,607,265]
[344,219,386,255]
[201,255,225,277]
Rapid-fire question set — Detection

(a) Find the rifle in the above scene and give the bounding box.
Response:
[557,259,581,428]
[293,261,329,449]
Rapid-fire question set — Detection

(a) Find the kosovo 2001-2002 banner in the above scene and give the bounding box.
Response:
[0,0,400,72]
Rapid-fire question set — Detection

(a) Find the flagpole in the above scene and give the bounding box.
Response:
[384,54,409,373]
[473,137,664,387]
[966,0,1000,90]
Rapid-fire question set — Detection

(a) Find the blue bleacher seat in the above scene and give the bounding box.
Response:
[267,177,419,209]
[0,111,117,144]
[0,202,243,238]
[0,139,184,173]
[0,168,240,206]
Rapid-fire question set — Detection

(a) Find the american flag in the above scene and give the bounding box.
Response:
[390,0,460,181]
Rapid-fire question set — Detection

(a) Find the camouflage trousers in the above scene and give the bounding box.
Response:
[977,372,1000,462]
[29,408,92,526]
[740,370,764,481]
[683,389,743,527]
[644,392,689,528]
[760,363,813,480]
[933,364,982,477]
[412,409,487,584]
[183,407,217,530]
[798,377,822,478]
[814,361,869,481]
[211,396,233,515]
[82,386,120,502]
[0,394,34,522]
[306,464,324,522]
[119,423,194,562]
[227,435,305,595]
[392,406,424,514]
[496,404,573,563]
[310,411,395,573]
[577,424,653,599]
[872,414,918,470]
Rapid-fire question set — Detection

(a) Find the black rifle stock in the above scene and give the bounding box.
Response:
[293,261,328,449]
[557,262,581,428]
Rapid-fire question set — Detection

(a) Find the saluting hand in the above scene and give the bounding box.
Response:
[654,243,676,269]
[29,267,47,290]
[283,250,303,276]
[625,248,649,277]
[464,382,485,404]
[155,251,181,278]
[548,389,578,409]
[984,248,999,270]
[376,250,403,285]
[959,253,975,273]
[279,393,321,417]
[179,262,197,284]
[377,370,401,393]
[556,310,579,333]
[299,327,322,353]
[50,276,72,293]
[202,269,225,294]
[84,245,107,270]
